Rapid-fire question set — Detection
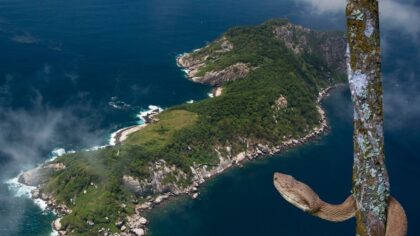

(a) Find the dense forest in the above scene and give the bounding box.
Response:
[39,19,346,234]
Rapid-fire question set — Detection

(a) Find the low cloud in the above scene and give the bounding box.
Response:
[295,0,346,14]
[0,89,104,235]
[383,69,420,129]
[0,98,104,179]
[0,191,25,235]
[295,0,420,40]
[380,0,420,39]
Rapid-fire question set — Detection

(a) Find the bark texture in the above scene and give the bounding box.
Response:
[346,0,390,235]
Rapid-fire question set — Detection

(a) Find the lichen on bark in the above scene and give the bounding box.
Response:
[346,0,390,235]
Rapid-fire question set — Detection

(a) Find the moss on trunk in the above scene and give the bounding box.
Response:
[346,0,389,235]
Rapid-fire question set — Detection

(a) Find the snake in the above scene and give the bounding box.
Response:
[273,172,407,235]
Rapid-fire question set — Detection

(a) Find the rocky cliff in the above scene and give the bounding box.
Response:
[17,19,347,236]
[272,22,346,73]
[177,19,346,87]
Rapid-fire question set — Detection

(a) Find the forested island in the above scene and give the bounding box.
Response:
[18,19,346,235]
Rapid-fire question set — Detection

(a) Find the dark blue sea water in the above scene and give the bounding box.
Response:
[0,0,418,235]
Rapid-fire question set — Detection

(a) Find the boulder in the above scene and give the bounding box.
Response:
[132,228,145,236]
[139,217,148,225]
[115,220,124,228]
[154,196,163,204]
[18,163,65,186]
[53,218,62,231]
[31,189,40,198]
[275,95,288,109]
[138,202,152,211]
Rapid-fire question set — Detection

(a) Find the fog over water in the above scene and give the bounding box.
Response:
[0,0,418,235]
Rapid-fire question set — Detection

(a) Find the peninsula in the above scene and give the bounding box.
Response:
[18,19,346,235]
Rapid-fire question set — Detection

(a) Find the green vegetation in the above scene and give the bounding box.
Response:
[41,19,345,235]
[125,110,198,152]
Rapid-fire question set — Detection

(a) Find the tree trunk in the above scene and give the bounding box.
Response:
[346,0,389,235]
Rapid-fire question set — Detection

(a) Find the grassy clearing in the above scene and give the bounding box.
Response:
[41,18,345,235]
[124,110,199,152]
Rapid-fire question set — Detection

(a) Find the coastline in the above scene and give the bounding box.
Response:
[109,105,162,146]
[7,48,340,236]
[110,125,147,145]
[121,58,337,233]
[127,84,336,236]
[4,106,163,236]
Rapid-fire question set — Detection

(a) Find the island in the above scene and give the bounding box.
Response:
[17,19,346,235]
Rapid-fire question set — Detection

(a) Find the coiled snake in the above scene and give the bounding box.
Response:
[273,172,407,235]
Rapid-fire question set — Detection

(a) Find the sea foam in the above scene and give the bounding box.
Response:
[109,105,163,145]
[136,105,163,124]
[4,177,49,211]
[4,148,72,208]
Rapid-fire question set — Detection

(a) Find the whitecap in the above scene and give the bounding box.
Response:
[136,105,164,124]
[51,148,66,157]
[109,130,118,146]
[48,148,75,162]
[4,176,35,198]
[4,176,49,211]
[84,145,108,151]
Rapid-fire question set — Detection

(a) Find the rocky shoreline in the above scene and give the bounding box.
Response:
[176,38,247,100]
[16,83,335,236]
[14,107,163,236]
[117,85,335,236]
[110,107,161,145]
[8,19,348,236]
[16,45,338,236]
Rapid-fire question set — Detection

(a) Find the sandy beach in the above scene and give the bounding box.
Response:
[111,124,148,145]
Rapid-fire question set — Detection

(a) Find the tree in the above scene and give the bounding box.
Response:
[346,0,389,234]
[273,1,407,235]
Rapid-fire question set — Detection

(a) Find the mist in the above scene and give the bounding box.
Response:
[294,0,420,42]
[0,100,105,180]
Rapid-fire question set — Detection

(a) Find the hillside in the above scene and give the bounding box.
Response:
[19,19,346,235]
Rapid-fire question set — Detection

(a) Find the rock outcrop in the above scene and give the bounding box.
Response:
[272,22,346,74]
[177,21,346,89]
[19,162,65,186]
[176,37,252,86]
[190,63,250,86]
[17,19,345,236]
[274,95,288,110]
[123,160,188,196]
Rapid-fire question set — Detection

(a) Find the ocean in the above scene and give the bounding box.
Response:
[0,0,418,235]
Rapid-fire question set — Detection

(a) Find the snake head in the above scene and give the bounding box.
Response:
[273,172,320,213]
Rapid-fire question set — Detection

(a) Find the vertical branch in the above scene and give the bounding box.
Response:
[346,0,389,235]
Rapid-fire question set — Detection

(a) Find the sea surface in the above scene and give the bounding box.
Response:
[0,0,419,235]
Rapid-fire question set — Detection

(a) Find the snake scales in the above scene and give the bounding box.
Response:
[273,172,407,235]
